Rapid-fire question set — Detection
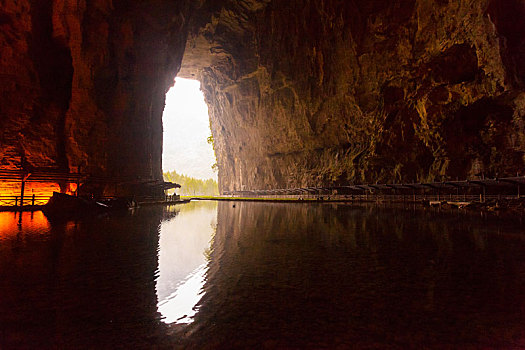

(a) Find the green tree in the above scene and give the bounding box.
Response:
[163,170,219,196]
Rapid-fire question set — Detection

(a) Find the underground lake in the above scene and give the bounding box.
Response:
[1,201,524,349]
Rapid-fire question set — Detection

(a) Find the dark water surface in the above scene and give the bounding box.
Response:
[1,201,525,349]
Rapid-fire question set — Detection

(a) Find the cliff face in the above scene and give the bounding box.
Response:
[0,0,191,193]
[1,0,524,194]
[184,0,525,192]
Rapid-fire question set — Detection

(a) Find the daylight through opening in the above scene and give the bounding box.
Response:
[162,78,218,196]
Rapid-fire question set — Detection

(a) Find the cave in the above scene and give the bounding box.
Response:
[2,0,525,348]
[1,0,523,196]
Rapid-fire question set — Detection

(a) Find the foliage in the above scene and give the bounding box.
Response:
[163,170,219,196]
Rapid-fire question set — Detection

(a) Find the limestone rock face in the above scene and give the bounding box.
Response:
[0,0,191,190]
[184,0,525,192]
[1,0,524,195]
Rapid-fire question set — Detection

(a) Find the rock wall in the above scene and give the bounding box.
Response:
[0,0,192,194]
[184,0,525,192]
[2,0,524,195]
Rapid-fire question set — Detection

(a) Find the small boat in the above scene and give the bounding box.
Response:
[99,197,138,211]
[42,192,110,220]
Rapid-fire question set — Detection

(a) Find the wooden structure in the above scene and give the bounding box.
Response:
[224,176,525,202]
[0,168,180,209]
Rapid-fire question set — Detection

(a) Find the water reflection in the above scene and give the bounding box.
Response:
[0,211,50,237]
[1,202,524,348]
[156,201,217,324]
[0,208,166,348]
[184,202,525,349]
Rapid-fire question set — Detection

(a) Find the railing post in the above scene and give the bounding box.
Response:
[32,194,35,208]
[20,180,25,209]
[14,196,18,207]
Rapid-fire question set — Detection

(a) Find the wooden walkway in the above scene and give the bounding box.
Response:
[0,168,179,210]
[223,176,525,202]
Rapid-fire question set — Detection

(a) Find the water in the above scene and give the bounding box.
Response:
[1,202,524,349]
[156,201,217,324]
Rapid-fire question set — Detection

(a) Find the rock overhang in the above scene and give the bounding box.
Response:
[0,0,524,196]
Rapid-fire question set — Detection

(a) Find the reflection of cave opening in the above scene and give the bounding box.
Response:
[162,78,218,195]
[156,201,218,324]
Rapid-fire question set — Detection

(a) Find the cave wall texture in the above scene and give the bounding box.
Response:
[1,0,525,194]
[182,0,525,192]
[0,0,192,189]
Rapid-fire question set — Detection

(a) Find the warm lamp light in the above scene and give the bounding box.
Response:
[68,183,78,194]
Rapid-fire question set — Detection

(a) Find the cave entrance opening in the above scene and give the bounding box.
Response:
[162,77,218,196]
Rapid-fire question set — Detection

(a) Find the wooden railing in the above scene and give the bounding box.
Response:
[222,194,520,202]
[224,176,525,203]
[0,168,180,209]
[0,195,50,207]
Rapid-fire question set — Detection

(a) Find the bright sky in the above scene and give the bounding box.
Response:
[162,78,217,180]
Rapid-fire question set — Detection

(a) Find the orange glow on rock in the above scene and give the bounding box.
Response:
[68,183,78,195]
[0,182,61,206]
